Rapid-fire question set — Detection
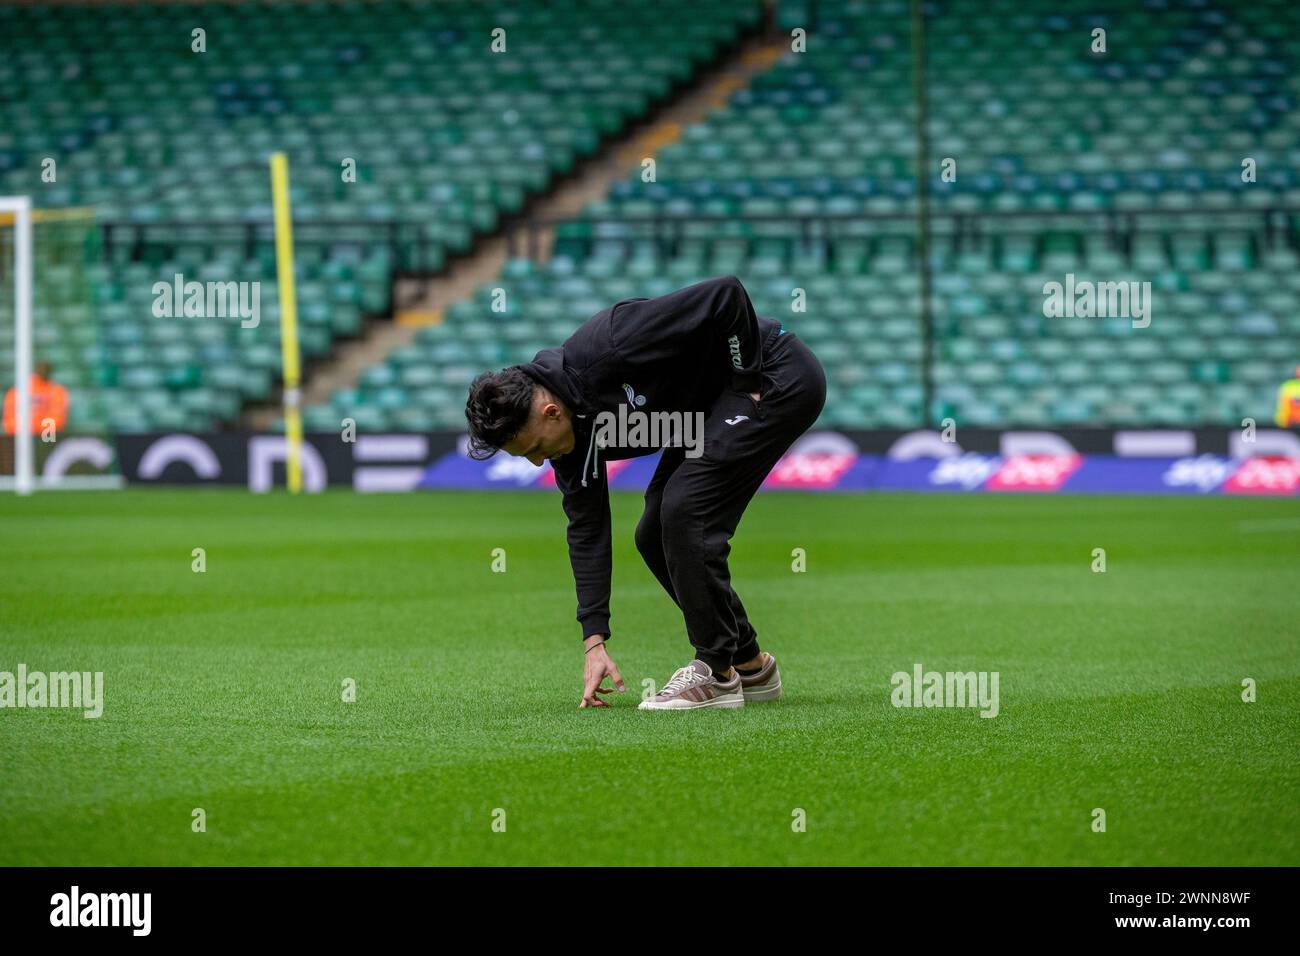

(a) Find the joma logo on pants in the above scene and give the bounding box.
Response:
[728,335,743,369]
[50,886,151,936]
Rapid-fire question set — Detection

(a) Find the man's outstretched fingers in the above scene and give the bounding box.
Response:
[581,673,607,708]
[609,664,627,692]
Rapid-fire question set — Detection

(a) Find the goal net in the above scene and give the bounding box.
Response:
[1,199,118,492]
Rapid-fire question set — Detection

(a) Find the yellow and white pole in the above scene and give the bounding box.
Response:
[269,152,303,493]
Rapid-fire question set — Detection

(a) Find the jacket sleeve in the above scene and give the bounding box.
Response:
[608,274,762,393]
[552,453,613,642]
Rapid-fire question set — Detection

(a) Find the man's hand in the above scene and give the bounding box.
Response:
[749,390,760,401]
[581,635,626,708]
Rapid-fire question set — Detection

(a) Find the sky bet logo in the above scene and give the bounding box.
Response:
[50,886,151,935]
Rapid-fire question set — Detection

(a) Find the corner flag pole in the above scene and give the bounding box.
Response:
[269,152,303,493]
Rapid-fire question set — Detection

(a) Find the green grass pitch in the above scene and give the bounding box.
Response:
[1,489,1296,866]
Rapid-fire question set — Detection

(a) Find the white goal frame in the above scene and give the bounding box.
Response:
[2,195,34,495]
[2,196,123,493]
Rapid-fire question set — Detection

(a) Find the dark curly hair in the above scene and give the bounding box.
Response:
[465,366,537,460]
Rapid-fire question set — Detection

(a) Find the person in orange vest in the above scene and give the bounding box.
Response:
[4,361,69,438]
[1276,365,1300,428]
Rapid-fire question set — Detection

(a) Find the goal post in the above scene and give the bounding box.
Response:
[1,200,120,493]
[1,196,33,495]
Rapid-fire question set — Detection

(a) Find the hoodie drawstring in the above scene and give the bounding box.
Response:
[579,414,600,488]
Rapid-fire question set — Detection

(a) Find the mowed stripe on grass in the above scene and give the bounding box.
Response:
[1,489,1296,865]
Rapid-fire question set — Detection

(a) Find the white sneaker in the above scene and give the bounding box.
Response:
[638,660,744,710]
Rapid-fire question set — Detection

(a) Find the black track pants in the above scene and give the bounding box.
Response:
[633,331,827,673]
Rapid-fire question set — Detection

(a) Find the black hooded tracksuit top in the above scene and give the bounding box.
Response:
[516,275,785,643]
